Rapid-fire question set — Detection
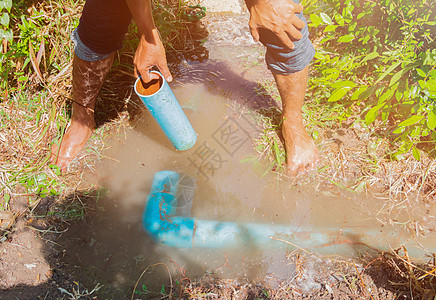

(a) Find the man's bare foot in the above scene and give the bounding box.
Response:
[282,118,319,176]
[50,114,94,173]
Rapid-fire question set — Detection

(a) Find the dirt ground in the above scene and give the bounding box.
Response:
[1,192,435,300]
[1,128,435,300]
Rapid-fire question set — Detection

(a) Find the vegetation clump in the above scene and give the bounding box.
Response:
[308,0,435,159]
[256,0,436,202]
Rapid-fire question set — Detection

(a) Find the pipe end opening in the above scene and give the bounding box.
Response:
[135,74,163,96]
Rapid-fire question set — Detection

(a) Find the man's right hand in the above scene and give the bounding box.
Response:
[245,0,306,50]
[133,29,172,83]
[125,0,172,83]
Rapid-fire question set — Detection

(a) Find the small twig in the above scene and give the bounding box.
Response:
[353,262,375,300]
[8,242,27,249]
[131,262,172,300]
[269,236,313,255]
[391,247,436,279]
[416,159,434,201]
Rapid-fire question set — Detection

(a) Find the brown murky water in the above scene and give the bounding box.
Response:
[58,13,436,298]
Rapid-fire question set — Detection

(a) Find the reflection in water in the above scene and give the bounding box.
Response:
[58,14,436,298]
[60,75,435,297]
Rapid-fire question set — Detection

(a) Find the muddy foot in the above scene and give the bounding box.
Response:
[50,120,94,173]
[282,118,319,177]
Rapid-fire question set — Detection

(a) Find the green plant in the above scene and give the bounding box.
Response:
[58,282,102,300]
[134,284,150,295]
[0,1,79,210]
[254,106,287,172]
[307,0,436,160]
[152,0,207,54]
[0,0,14,90]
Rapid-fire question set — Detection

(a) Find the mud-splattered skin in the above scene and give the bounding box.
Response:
[245,0,319,176]
[274,67,319,176]
[50,53,115,172]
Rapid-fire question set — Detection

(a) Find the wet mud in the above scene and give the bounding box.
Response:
[53,13,436,298]
[135,77,163,96]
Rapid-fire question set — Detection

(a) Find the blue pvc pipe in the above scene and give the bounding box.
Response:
[142,171,434,259]
[134,72,197,151]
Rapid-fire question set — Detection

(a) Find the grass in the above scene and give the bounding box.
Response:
[252,73,436,203]
[1,0,79,209]
[0,0,206,210]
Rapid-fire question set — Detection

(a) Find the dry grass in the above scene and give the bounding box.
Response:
[0,0,135,212]
[155,249,435,299]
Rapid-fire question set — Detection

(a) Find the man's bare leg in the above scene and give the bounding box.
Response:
[273,65,319,176]
[51,53,115,172]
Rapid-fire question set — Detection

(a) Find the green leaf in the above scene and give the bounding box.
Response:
[365,104,384,125]
[398,115,424,127]
[334,13,344,25]
[379,88,395,103]
[0,28,12,41]
[320,12,333,25]
[412,147,421,161]
[395,89,403,101]
[389,70,404,87]
[418,79,427,89]
[361,52,379,64]
[49,164,61,176]
[358,85,378,101]
[427,110,436,129]
[416,69,426,77]
[328,87,352,102]
[0,0,12,11]
[374,61,402,85]
[427,79,436,92]
[393,126,405,134]
[309,14,322,26]
[351,86,368,100]
[357,12,366,19]
[362,35,370,44]
[324,24,337,32]
[313,52,324,60]
[0,12,9,26]
[338,34,355,43]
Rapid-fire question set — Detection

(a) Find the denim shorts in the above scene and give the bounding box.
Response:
[258,5,315,74]
[74,0,315,73]
[72,29,111,61]
[74,0,132,61]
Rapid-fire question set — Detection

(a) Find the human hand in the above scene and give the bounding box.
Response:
[133,28,173,83]
[245,0,306,50]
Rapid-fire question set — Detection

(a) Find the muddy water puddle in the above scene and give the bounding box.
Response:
[61,77,435,297]
[58,13,436,298]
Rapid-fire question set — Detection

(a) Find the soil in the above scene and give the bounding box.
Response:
[0,194,80,299]
[2,193,434,300]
